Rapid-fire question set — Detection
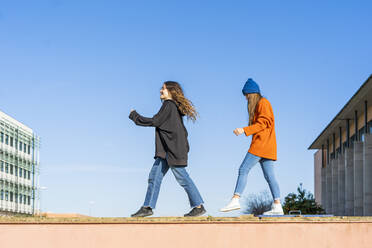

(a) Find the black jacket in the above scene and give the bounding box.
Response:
[129,100,189,167]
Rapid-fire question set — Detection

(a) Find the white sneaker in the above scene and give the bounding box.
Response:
[220,198,241,212]
[263,203,284,215]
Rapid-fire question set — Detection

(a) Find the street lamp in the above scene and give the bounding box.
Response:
[39,186,47,215]
[89,201,95,217]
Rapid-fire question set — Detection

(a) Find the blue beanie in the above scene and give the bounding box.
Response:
[242,78,260,95]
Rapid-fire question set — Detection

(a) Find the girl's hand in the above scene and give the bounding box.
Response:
[233,128,244,136]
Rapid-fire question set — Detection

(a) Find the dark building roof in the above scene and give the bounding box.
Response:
[308,74,372,150]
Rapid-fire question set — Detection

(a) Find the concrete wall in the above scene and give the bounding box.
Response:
[314,150,322,204]
[332,158,339,214]
[364,134,372,216]
[345,147,354,216]
[354,142,364,216]
[1,222,372,248]
[326,159,333,214]
[338,154,346,216]
[321,167,327,210]
[320,137,372,216]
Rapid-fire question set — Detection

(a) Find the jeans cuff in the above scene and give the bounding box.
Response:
[143,205,154,209]
[191,201,204,208]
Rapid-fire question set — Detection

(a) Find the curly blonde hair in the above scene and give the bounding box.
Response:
[164,81,198,122]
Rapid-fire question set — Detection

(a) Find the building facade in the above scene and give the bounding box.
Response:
[0,110,40,215]
[309,75,372,216]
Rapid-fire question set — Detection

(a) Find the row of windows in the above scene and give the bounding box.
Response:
[0,132,31,154]
[0,161,31,180]
[0,150,33,164]
[0,190,31,205]
[328,121,372,160]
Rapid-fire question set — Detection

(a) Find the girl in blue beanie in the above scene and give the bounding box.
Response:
[220,78,283,215]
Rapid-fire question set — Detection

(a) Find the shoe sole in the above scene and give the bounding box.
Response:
[219,207,241,212]
[184,210,206,217]
[131,213,153,218]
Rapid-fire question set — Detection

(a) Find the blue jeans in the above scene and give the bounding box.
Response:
[143,158,204,209]
[234,152,281,200]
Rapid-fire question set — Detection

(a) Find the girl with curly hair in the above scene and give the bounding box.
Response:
[129,81,206,217]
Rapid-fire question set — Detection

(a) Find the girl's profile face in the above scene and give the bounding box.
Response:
[160,84,172,100]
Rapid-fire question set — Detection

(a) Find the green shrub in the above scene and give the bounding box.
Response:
[283,183,325,215]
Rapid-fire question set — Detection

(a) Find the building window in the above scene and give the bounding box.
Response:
[343,141,348,152]
[27,196,30,205]
[23,195,26,204]
[10,192,13,202]
[360,127,365,142]
[330,152,335,160]
[350,135,356,148]
[24,143,26,153]
[15,193,18,203]
[19,168,22,177]
[0,190,3,200]
[5,191,8,201]
[28,145,31,154]
[0,161,3,172]
[5,163,8,173]
[15,166,18,176]
[10,164,13,175]
[24,169,27,179]
[369,120,372,133]
[19,194,22,204]
[5,134,9,145]
[28,171,31,180]
[10,137,13,147]
[336,147,341,156]
[0,132,3,143]
[19,141,22,151]
[15,139,18,149]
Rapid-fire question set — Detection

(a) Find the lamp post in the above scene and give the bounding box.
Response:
[89,201,95,217]
[38,186,47,215]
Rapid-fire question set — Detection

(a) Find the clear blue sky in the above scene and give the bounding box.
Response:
[1,1,371,217]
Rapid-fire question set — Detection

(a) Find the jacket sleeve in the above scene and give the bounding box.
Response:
[129,101,172,127]
[243,99,274,137]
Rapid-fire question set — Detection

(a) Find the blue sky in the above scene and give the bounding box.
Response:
[0,1,371,217]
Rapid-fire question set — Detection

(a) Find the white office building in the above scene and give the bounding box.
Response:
[0,110,40,215]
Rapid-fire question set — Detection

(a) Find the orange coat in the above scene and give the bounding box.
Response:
[243,98,277,161]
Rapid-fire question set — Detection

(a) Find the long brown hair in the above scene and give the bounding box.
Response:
[164,81,198,122]
[247,93,262,125]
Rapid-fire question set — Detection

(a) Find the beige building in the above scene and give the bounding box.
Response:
[309,74,372,216]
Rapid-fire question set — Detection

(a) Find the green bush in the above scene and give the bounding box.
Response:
[283,183,325,215]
